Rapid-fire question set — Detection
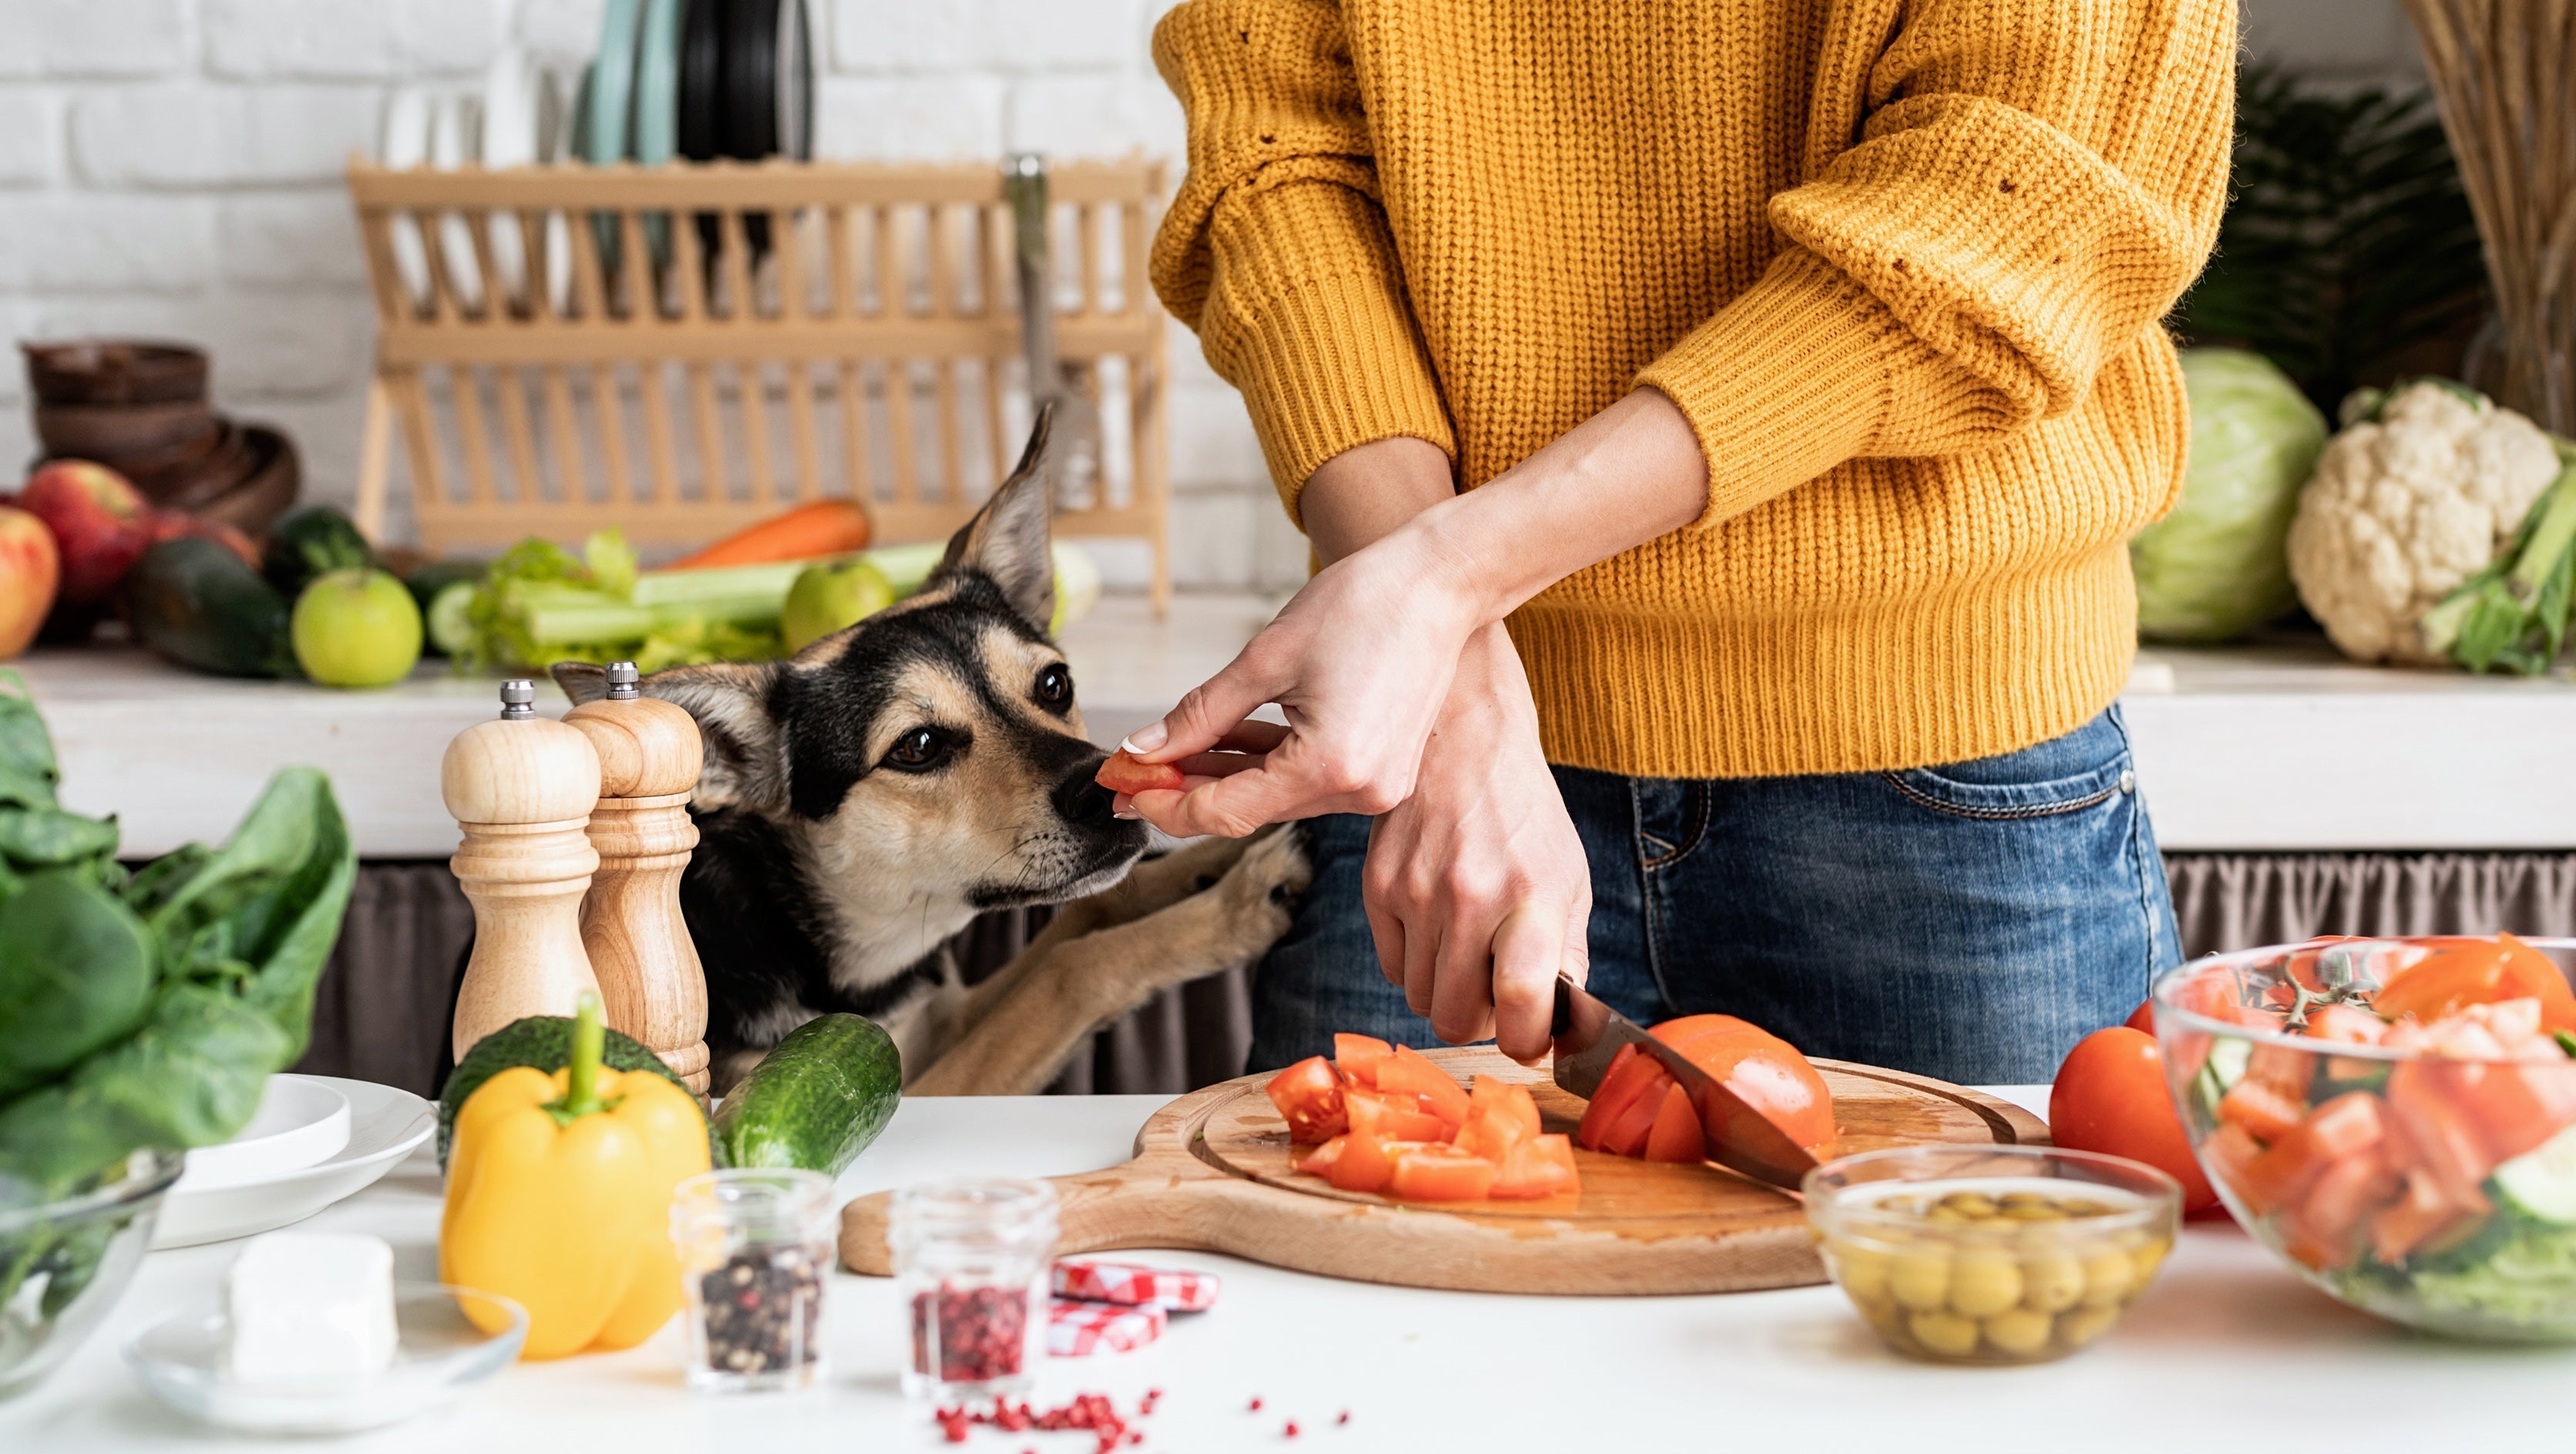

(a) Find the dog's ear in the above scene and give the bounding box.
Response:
[933,403,1055,632]
[551,661,609,705]
[634,661,787,812]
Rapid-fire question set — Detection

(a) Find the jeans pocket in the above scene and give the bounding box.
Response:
[1880,710,2135,822]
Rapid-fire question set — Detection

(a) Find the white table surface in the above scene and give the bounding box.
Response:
[5,1086,2566,1454]
[15,604,2576,856]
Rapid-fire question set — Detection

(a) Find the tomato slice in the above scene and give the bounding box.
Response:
[2385,1061,2501,1213]
[2369,1168,2487,1264]
[1295,1135,1347,1177]
[1327,1132,1398,1193]
[1346,1089,1449,1143]
[1649,1014,1837,1153]
[2201,1121,2265,1203]
[1094,749,1185,795]
[1575,1044,1656,1150]
[1470,1076,1543,1140]
[1600,1066,1672,1158]
[1489,1135,1578,1200]
[2217,1076,2305,1144]
[1641,1082,1703,1163]
[1334,1032,1394,1089]
[2285,1147,2399,1271]
[2372,935,2576,1029]
[2497,933,2576,1032]
[1387,1144,1498,1202]
[1377,1046,1473,1126]
[1265,1055,1347,1143]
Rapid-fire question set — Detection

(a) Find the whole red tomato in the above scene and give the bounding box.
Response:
[2049,1026,2218,1213]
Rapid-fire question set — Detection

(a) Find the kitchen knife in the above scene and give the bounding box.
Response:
[1549,973,1818,1193]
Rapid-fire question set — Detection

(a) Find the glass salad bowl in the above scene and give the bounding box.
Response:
[2152,936,2576,1342]
[0,1148,185,1401]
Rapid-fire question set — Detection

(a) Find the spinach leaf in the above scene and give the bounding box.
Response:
[0,983,288,1191]
[0,807,121,870]
[0,671,60,812]
[0,870,156,1100]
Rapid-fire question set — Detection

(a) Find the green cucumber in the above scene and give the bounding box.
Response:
[123,538,297,678]
[711,1015,901,1176]
[2495,1122,2576,1226]
[439,1014,698,1167]
[2191,1036,2254,1122]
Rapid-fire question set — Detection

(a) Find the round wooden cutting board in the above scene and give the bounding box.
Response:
[840,1046,2048,1295]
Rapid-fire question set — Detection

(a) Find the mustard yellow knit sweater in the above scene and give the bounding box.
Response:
[1150,0,2237,779]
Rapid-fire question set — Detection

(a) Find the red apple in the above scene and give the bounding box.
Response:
[19,459,150,605]
[146,510,258,568]
[0,503,60,658]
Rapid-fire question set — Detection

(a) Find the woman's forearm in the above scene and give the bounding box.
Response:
[1300,434,1458,566]
[1399,388,1710,623]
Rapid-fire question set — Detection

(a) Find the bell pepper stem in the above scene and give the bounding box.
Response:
[548,990,611,1124]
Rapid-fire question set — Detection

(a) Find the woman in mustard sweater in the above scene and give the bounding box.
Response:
[1115,0,2238,1083]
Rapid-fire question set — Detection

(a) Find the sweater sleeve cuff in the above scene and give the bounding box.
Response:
[1196,179,1455,529]
[1633,249,1986,530]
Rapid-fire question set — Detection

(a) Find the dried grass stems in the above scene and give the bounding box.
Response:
[2406,0,2576,431]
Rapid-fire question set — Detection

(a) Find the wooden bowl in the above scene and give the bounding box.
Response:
[35,397,215,459]
[132,419,254,509]
[189,424,300,536]
[21,340,208,406]
[88,416,227,486]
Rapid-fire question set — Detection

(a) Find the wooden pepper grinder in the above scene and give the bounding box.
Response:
[564,661,711,1095]
[445,678,604,1063]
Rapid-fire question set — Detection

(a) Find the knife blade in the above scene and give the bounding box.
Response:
[1549,972,1818,1193]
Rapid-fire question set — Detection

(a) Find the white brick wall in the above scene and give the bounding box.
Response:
[0,0,2425,596]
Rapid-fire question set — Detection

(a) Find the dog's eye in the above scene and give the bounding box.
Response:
[883,727,948,770]
[1034,664,1072,711]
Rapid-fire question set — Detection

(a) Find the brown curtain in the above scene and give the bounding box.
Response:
[295,851,2576,1099]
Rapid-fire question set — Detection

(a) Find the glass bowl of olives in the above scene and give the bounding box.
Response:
[1804,1144,2180,1365]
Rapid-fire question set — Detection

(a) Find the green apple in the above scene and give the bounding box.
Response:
[292,567,424,688]
[781,557,897,653]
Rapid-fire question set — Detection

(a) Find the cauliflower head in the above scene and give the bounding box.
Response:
[2285,382,2560,664]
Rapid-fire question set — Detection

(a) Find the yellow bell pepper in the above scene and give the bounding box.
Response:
[439,992,710,1360]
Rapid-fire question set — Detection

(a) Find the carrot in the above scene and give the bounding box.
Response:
[666,499,871,570]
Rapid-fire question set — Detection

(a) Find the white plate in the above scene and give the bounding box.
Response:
[479,48,537,307]
[153,1079,435,1250]
[429,92,486,312]
[540,64,577,315]
[381,86,436,309]
[173,1077,349,1195]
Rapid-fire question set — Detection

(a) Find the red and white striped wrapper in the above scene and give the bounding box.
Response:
[1046,1297,1165,1357]
[1051,1259,1222,1311]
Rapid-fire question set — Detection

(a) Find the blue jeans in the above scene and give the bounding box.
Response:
[1246,706,2180,1086]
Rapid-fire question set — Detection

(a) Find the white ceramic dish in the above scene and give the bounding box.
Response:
[153,1078,434,1250]
[429,92,487,311]
[541,62,578,316]
[125,1283,525,1435]
[380,85,437,308]
[479,48,538,307]
[172,1076,349,1195]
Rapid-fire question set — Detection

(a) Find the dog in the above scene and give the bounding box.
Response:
[554,411,1308,1096]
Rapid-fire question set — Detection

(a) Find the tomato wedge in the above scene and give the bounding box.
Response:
[1327,1132,1398,1193]
[1575,1044,1657,1151]
[2377,934,2576,1032]
[1641,1082,1703,1163]
[1334,1032,1394,1088]
[1650,1014,1837,1153]
[1265,1055,1347,1143]
[1388,1144,1498,1202]
[2218,1076,2305,1144]
[1599,1066,1671,1158]
[1346,1089,1448,1143]
[1295,1135,1347,1177]
[1376,1045,1473,1126]
[1094,749,1185,796]
[1490,1134,1580,1200]
[1470,1076,1543,1140]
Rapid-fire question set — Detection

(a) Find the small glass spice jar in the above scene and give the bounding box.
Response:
[888,1177,1059,1402]
[671,1168,836,1393]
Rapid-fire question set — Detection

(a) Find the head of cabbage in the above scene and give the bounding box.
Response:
[2131,348,2329,642]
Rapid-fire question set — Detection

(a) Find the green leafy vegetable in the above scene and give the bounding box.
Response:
[459,530,789,672]
[0,871,155,1101]
[2419,441,2576,675]
[2133,349,2329,641]
[2360,1210,2576,1336]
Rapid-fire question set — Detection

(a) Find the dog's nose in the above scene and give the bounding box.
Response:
[1054,759,1119,824]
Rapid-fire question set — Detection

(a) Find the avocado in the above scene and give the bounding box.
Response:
[439,1014,701,1167]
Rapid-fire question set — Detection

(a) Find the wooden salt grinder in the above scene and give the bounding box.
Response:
[564,661,710,1094]
[445,679,604,1062]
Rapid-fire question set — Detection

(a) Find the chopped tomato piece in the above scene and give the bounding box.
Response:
[1376,1046,1474,1126]
[2385,1062,2501,1210]
[1265,1055,1347,1143]
[2201,1121,2266,1202]
[1490,1135,1579,1200]
[1333,1033,1394,1088]
[1469,1076,1543,1140]
[1345,1089,1448,1143]
[2302,1092,2387,1161]
[1095,749,1186,796]
[1452,1103,1534,1162]
[2419,1056,2576,1166]
[2244,1038,2315,1099]
[2218,1076,2305,1144]
[1641,1082,1703,1163]
[1600,1066,1672,1159]
[1387,1144,1498,1202]
[1327,1132,1398,1194]
[1650,1014,1838,1154]
[2377,934,2576,1032]
[2370,1168,2489,1265]
[1295,1136,1347,1177]
[2305,1005,2388,1045]
[1575,1044,1657,1151]
[2235,1122,2329,1218]
[2285,1146,2400,1272]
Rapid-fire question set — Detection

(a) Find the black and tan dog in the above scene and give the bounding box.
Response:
[555,415,1306,1095]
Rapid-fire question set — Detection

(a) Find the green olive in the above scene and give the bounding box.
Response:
[1890,1249,1952,1311]
[1996,1191,2056,1211]
[2057,1304,2122,1347]
[1947,1250,2023,1317]
[2128,1237,2171,1287]
[1999,1201,2068,1222]
[1925,1205,1975,1226]
[1981,1307,2055,1358]
[2060,1199,2114,1219]
[1833,1243,1892,1301]
[1908,1308,1982,1358]
[1935,1192,2000,1220]
[2080,1251,2136,1307]
[2020,1249,2085,1312]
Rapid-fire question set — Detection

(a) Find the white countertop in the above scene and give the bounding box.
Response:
[3,1087,2564,1454]
[15,602,2576,857]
